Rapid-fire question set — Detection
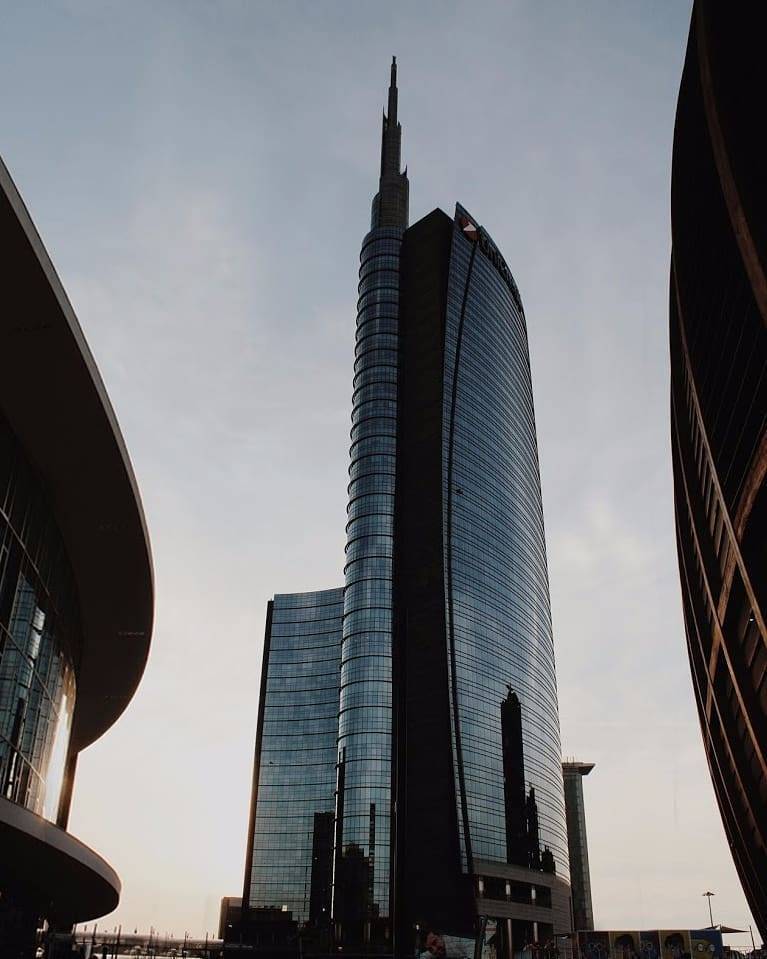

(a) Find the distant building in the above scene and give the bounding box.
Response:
[219,898,243,941]
[0,158,153,954]
[670,1,767,941]
[240,60,570,958]
[562,762,595,931]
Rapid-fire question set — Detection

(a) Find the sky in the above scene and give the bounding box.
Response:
[0,0,758,947]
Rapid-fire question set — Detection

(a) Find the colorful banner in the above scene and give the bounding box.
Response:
[610,932,641,959]
[578,930,611,959]
[690,929,723,959]
[660,930,692,959]
[640,930,661,959]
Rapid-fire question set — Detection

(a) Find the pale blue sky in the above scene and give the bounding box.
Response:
[2,0,755,944]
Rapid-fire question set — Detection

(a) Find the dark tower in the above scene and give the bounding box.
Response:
[671,2,767,940]
[309,812,335,925]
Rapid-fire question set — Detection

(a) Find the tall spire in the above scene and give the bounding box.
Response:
[371,56,409,230]
[388,56,398,127]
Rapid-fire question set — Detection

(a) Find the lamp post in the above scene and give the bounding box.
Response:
[702,891,715,928]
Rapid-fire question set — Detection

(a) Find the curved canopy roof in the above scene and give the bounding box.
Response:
[0,157,153,752]
[0,796,120,921]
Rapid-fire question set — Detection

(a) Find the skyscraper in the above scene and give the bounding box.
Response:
[562,762,595,931]
[243,590,343,932]
[0,157,153,954]
[670,2,767,942]
[241,61,570,958]
[337,56,409,939]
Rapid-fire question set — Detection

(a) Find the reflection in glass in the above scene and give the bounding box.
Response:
[443,209,569,881]
[247,589,343,926]
[0,414,79,823]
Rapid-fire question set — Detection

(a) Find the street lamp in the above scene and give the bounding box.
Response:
[702,891,715,928]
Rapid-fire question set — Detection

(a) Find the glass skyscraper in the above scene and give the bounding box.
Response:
[338,57,409,935]
[241,61,569,959]
[244,590,343,927]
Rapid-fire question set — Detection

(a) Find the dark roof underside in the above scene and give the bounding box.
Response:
[0,157,153,752]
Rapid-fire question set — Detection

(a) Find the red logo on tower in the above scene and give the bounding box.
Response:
[458,215,479,241]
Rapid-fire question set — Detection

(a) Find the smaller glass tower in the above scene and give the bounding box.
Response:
[243,589,344,926]
[562,761,595,931]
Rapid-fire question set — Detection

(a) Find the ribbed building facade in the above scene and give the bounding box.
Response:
[337,58,409,938]
[240,61,569,958]
[671,2,767,941]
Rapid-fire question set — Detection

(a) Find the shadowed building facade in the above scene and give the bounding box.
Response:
[0,157,153,954]
[670,2,767,941]
[240,61,570,958]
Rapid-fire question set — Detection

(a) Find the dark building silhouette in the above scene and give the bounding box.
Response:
[670,2,767,941]
[240,60,570,958]
[501,690,545,874]
[0,157,153,954]
[502,691,529,868]
[219,898,243,941]
[223,907,299,956]
[562,761,595,931]
[334,843,372,942]
[309,813,334,926]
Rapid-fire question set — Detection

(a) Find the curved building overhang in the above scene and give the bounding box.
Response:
[0,157,154,753]
[0,796,120,921]
[474,859,572,934]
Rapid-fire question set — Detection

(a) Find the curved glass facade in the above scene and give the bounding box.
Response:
[339,226,402,930]
[0,414,79,823]
[247,589,343,923]
[442,211,569,880]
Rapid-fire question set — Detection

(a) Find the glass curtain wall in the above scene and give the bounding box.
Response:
[338,225,403,936]
[0,415,78,823]
[248,589,343,923]
[442,208,569,881]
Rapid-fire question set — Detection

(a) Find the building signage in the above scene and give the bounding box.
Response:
[457,214,523,310]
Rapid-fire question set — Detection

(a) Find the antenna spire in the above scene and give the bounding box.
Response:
[388,56,398,124]
[371,57,409,229]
